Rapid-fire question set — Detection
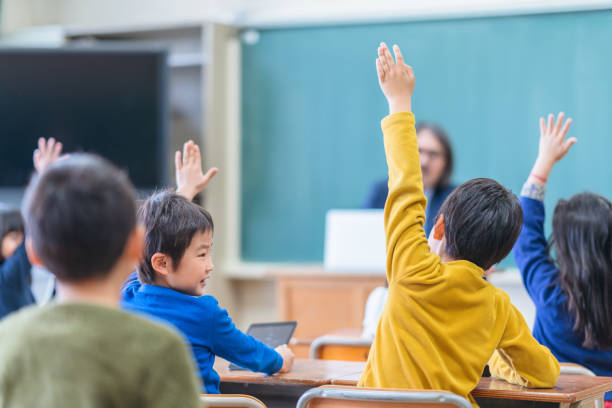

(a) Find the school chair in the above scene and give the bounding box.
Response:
[309,335,372,361]
[560,363,596,376]
[200,394,266,408]
[296,385,473,408]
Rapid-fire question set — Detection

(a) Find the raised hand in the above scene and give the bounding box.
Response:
[529,112,576,186]
[376,42,415,114]
[33,138,68,173]
[175,140,218,201]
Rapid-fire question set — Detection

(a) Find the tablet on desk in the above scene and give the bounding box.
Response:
[228,321,297,371]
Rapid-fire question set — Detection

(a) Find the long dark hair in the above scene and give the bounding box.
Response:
[550,192,612,349]
[416,122,454,189]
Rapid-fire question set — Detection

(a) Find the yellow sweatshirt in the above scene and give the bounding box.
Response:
[358,112,559,407]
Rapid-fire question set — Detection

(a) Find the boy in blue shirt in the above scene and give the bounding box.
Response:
[121,141,294,393]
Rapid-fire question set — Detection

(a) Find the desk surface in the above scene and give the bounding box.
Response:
[331,372,612,403]
[217,358,365,387]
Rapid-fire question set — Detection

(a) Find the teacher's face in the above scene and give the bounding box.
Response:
[418,128,446,190]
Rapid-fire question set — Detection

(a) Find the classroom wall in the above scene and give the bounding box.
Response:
[4,1,612,329]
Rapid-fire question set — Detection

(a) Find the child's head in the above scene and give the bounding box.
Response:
[0,205,24,263]
[139,191,214,296]
[22,154,142,283]
[551,192,612,348]
[433,178,523,271]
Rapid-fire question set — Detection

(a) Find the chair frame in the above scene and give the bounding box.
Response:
[200,393,266,408]
[309,335,372,359]
[559,364,596,377]
[296,385,473,408]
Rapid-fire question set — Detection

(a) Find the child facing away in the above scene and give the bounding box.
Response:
[358,43,559,406]
[514,112,612,404]
[0,153,202,408]
[121,142,294,394]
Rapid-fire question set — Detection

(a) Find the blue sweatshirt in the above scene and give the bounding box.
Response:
[514,197,612,400]
[120,273,283,393]
[0,243,34,320]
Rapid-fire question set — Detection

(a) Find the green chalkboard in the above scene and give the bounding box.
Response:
[241,10,612,263]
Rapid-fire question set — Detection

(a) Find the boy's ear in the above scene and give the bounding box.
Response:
[25,237,43,267]
[433,215,445,240]
[151,253,170,276]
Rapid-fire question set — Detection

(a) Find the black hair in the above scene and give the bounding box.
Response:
[0,206,24,263]
[437,178,523,270]
[551,192,612,348]
[22,154,137,282]
[416,122,454,189]
[138,191,214,284]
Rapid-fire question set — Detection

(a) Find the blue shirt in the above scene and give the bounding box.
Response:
[514,197,612,400]
[0,243,34,320]
[120,273,283,393]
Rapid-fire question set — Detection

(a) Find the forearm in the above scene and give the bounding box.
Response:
[382,112,437,283]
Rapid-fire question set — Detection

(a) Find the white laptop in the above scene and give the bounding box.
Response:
[324,209,386,273]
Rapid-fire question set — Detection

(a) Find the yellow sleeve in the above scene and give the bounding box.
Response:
[382,112,441,285]
[489,302,560,388]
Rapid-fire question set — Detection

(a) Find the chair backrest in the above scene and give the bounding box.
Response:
[201,394,267,408]
[309,335,372,361]
[296,385,473,408]
[559,364,596,376]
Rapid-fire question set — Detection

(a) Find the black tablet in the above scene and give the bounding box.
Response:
[228,321,297,370]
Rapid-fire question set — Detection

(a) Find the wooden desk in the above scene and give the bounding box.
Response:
[218,358,365,407]
[219,359,612,408]
[331,371,612,407]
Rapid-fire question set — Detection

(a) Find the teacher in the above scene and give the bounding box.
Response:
[364,122,455,235]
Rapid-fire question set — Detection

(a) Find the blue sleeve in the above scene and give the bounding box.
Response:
[208,303,283,374]
[514,196,561,306]
[0,242,31,288]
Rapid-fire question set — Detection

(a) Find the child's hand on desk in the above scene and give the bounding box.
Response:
[376,42,415,114]
[275,344,295,373]
[529,112,575,186]
[175,140,218,201]
[33,138,68,173]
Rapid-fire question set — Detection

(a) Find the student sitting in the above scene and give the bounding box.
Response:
[0,154,202,408]
[514,112,612,405]
[0,138,63,320]
[358,43,559,406]
[121,142,294,394]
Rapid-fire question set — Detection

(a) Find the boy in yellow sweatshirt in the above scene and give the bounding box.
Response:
[358,43,559,407]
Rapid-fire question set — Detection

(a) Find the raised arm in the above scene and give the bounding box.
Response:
[175,140,218,202]
[514,113,575,304]
[376,43,439,284]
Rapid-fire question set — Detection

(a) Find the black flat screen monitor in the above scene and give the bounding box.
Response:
[0,47,168,189]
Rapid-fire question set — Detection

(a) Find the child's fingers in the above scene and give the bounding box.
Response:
[393,44,405,66]
[546,114,554,135]
[560,117,573,140]
[193,144,202,165]
[376,58,385,81]
[553,112,565,136]
[53,141,63,158]
[175,151,183,171]
[383,44,395,67]
[561,137,578,157]
[38,137,46,154]
[33,149,41,165]
[183,141,192,165]
[378,45,389,72]
[539,117,546,137]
